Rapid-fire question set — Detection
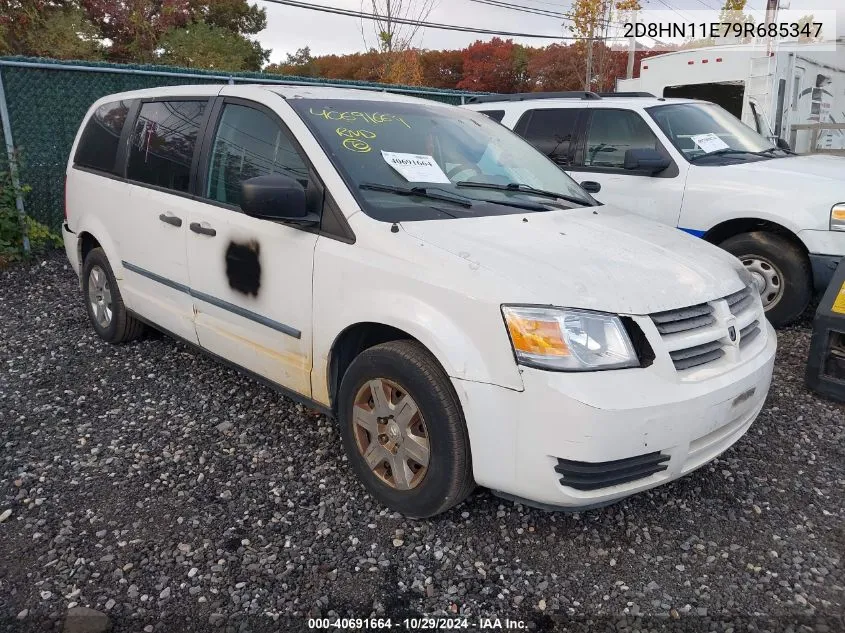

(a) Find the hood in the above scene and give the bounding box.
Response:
[401,205,746,315]
[715,154,845,188]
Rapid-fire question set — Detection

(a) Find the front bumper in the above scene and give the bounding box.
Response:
[798,229,845,292]
[454,320,776,509]
[62,222,80,277]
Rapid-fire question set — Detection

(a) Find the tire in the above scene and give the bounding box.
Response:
[720,231,811,328]
[337,340,475,518]
[81,247,145,344]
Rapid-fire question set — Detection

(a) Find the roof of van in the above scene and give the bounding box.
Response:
[88,83,445,106]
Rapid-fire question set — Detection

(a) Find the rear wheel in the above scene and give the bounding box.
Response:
[337,340,474,518]
[82,248,145,343]
[720,231,811,327]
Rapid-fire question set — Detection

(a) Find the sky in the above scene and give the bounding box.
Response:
[254,0,843,63]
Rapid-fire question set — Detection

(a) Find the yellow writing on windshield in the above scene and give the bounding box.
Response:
[336,127,377,139]
[342,138,372,153]
[310,108,411,129]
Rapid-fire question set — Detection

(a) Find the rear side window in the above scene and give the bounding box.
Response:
[478,110,505,123]
[127,100,207,193]
[516,109,581,165]
[74,100,132,173]
[206,103,309,207]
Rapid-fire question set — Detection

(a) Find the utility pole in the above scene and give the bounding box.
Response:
[585,22,594,90]
[626,34,636,79]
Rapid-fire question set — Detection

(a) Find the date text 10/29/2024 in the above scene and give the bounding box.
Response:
[307,617,527,630]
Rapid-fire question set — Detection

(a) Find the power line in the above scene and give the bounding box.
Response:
[260,0,576,39]
[469,0,569,19]
[645,0,695,22]
[468,0,623,27]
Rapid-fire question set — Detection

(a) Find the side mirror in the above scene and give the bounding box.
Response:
[580,180,601,194]
[776,137,791,151]
[240,174,318,224]
[624,148,671,174]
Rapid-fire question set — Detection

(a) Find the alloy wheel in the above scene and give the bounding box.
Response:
[352,378,430,491]
[87,265,113,328]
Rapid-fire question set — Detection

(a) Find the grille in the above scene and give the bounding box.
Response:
[651,303,715,335]
[554,452,670,491]
[739,320,761,348]
[670,339,725,370]
[651,286,762,372]
[726,286,755,316]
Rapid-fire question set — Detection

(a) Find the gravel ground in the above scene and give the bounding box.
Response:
[1,253,843,633]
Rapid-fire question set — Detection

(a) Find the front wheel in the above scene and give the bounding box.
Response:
[720,231,811,327]
[337,340,475,518]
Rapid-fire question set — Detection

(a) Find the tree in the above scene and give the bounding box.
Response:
[79,0,269,64]
[362,0,438,53]
[457,38,534,93]
[189,0,266,35]
[527,43,582,92]
[419,49,463,88]
[158,21,267,70]
[0,2,103,59]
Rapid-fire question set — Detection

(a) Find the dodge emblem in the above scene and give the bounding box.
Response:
[728,325,737,342]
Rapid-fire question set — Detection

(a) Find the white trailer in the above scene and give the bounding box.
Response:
[617,42,845,154]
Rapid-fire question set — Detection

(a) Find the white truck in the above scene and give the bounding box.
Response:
[617,42,845,154]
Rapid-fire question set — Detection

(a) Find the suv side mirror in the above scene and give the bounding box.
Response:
[775,137,791,151]
[240,174,319,224]
[623,148,671,174]
[580,180,601,194]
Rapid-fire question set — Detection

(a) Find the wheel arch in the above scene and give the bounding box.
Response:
[326,322,443,415]
[702,218,809,255]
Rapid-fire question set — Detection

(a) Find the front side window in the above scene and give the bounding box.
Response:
[287,98,593,222]
[647,102,782,163]
[518,108,581,165]
[583,109,659,169]
[126,100,207,192]
[74,100,132,173]
[206,103,309,207]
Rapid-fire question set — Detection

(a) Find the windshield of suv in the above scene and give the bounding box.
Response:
[288,98,593,221]
[646,102,788,163]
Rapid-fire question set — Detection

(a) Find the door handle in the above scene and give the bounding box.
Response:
[190,222,216,237]
[159,213,182,227]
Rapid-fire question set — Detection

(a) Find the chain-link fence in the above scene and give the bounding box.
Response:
[0,56,478,231]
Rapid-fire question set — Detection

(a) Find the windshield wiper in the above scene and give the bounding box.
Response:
[359,182,473,208]
[689,148,775,162]
[455,181,591,206]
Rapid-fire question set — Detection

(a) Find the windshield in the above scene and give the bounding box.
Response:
[288,98,593,221]
[647,102,783,163]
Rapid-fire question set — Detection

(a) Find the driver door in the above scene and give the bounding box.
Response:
[567,108,688,228]
[186,93,319,396]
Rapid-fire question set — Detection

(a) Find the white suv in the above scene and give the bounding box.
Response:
[465,92,845,327]
[63,85,775,517]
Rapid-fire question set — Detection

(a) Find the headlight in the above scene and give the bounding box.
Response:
[831,203,845,231]
[502,306,639,371]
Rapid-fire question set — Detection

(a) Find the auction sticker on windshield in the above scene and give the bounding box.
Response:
[691,133,730,153]
[381,151,451,184]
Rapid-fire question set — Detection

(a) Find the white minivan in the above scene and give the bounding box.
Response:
[465,93,845,327]
[63,85,776,517]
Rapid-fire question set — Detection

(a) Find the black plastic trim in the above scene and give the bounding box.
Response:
[554,452,670,491]
[121,260,302,339]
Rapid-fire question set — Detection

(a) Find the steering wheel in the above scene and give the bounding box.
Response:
[446,163,482,181]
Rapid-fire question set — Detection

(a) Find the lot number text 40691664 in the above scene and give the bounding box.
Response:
[307,617,527,630]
